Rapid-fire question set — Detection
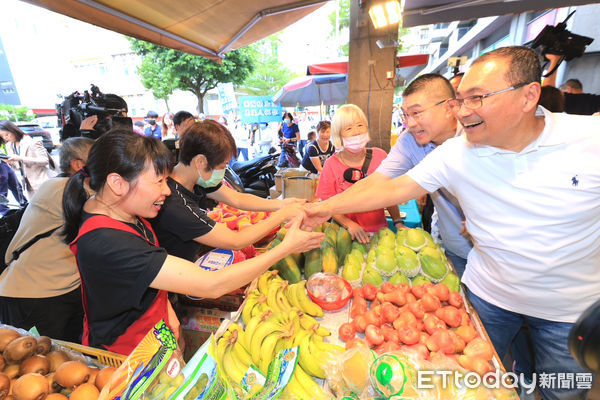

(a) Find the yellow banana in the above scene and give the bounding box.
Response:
[244,309,271,351]
[267,282,284,312]
[298,332,325,379]
[295,281,323,317]
[298,312,318,330]
[222,347,246,384]
[284,371,312,400]
[274,336,293,355]
[250,319,284,364]
[285,283,302,309]
[295,365,331,400]
[232,337,252,368]
[292,327,311,348]
[215,335,230,375]
[312,334,345,354]
[250,301,267,318]
[259,331,283,375]
[315,325,331,337]
[242,290,262,325]
[275,283,293,312]
[258,270,279,294]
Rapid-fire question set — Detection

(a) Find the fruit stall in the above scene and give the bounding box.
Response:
[0,212,520,399]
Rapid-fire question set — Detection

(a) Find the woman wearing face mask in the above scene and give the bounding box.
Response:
[277,112,301,168]
[62,130,323,354]
[151,120,306,262]
[315,105,395,244]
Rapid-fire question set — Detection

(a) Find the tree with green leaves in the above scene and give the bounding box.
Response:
[0,104,34,122]
[328,0,350,57]
[239,35,297,96]
[129,39,255,114]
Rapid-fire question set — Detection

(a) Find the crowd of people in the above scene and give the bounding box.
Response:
[0,45,597,399]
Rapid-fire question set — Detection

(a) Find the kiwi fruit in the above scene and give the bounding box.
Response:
[87,367,99,386]
[54,361,90,389]
[94,367,115,391]
[46,372,61,393]
[45,395,68,400]
[3,364,19,380]
[12,373,48,400]
[46,351,70,373]
[34,337,51,356]
[0,331,20,353]
[0,372,9,398]
[70,383,99,400]
[19,355,50,376]
[3,337,36,364]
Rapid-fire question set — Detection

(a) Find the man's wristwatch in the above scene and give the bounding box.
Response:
[393,219,403,225]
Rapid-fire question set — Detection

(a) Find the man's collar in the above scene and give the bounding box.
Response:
[470,106,564,156]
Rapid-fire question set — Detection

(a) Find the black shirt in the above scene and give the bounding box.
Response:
[150,177,217,262]
[301,140,335,173]
[564,92,600,115]
[76,212,167,349]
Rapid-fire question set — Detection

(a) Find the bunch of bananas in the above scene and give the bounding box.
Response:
[215,323,256,387]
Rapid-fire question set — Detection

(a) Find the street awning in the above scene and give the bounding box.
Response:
[22,0,327,60]
[402,0,598,27]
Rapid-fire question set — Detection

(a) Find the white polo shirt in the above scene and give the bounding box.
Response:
[407,107,600,322]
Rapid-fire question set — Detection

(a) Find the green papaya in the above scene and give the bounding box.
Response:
[321,246,338,274]
[419,249,448,281]
[303,248,322,279]
[329,221,341,232]
[312,224,324,233]
[336,227,352,261]
[290,252,304,269]
[324,226,337,246]
[275,255,302,283]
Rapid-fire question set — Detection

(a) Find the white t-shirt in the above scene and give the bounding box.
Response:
[407,107,600,323]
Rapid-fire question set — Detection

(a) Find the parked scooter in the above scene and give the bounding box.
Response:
[226,151,279,198]
[277,141,301,168]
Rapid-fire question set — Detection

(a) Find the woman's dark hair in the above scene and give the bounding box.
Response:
[178,120,237,170]
[0,120,25,141]
[62,130,173,243]
[282,112,294,121]
[316,120,331,133]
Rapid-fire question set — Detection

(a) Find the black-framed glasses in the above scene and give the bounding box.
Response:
[400,99,450,124]
[448,82,530,111]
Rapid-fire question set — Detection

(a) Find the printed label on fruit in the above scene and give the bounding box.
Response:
[188,249,235,300]
[165,358,181,378]
[246,347,298,400]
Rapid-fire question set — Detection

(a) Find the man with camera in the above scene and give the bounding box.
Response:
[304,46,599,399]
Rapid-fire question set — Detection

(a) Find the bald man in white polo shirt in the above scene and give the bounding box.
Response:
[304,46,599,400]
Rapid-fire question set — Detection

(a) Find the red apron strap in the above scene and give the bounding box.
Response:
[70,215,168,354]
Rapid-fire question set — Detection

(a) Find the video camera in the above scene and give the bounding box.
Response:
[529,11,594,76]
[57,84,131,140]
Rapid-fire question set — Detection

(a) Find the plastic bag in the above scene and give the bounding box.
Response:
[98,320,186,400]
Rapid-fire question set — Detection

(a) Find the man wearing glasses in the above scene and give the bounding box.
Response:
[304,46,599,400]
[341,73,472,276]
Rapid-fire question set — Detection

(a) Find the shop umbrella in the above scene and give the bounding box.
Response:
[272,73,348,107]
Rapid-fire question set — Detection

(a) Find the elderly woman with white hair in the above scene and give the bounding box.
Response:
[315,104,395,243]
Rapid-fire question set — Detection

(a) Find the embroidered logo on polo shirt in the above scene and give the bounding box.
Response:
[572,175,579,187]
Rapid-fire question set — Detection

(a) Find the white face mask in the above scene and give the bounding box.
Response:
[342,133,369,153]
[284,118,291,124]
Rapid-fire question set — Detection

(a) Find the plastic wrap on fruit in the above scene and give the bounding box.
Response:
[98,320,186,400]
[325,346,379,399]
[307,273,351,304]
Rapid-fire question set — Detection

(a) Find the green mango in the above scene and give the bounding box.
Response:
[376,246,394,258]
[375,252,396,275]
[342,260,362,282]
[321,246,338,274]
[419,250,448,281]
[395,246,420,277]
[411,275,432,287]
[404,228,428,251]
[388,272,410,285]
[351,242,366,255]
[362,266,383,287]
[336,227,352,261]
[377,227,395,240]
[378,234,396,249]
[350,248,364,263]
[367,248,377,265]
[440,272,461,293]
[345,252,363,267]
[303,248,322,279]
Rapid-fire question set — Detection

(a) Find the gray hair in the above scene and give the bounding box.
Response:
[59,137,94,174]
[331,104,368,148]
